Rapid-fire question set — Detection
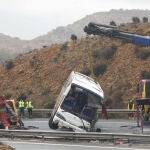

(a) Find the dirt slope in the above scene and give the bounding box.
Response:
[0,23,150,108]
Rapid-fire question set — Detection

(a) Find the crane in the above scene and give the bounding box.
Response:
[84,22,150,46]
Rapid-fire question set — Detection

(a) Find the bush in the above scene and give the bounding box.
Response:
[5,93,12,99]
[92,49,100,58]
[49,101,56,109]
[70,57,77,65]
[6,60,14,70]
[141,70,150,79]
[29,58,36,67]
[80,67,91,76]
[17,93,27,101]
[110,21,117,26]
[71,34,77,41]
[93,63,107,77]
[143,17,148,23]
[139,51,150,59]
[135,48,150,59]
[41,87,51,95]
[61,42,68,51]
[132,17,140,24]
[28,89,33,95]
[99,46,117,59]
[92,46,117,60]
[111,91,124,108]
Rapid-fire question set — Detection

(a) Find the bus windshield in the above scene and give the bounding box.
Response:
[61,86,102,122]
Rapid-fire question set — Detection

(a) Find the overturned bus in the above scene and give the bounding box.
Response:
[49,71,107,132]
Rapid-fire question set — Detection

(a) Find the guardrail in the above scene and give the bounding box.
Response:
[26,109,138,117]
[0,129,149,141]
[30,109,137,114]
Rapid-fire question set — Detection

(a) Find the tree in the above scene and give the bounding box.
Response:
[132,17,140,24]
[143,17,148,23]
[110,21,117,26]
[71,34,77,41]
[6,60,14,70]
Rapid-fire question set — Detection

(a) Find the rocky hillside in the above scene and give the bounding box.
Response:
[0,22,150,109]
[0,9,150,64]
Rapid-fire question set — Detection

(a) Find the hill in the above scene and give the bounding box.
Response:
[0,22,150,109]
[0,9,150,64]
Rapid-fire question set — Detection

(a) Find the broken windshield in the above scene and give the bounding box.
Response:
[61,85,102,116]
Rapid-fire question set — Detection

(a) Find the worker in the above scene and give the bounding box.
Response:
[127,100,135,119]
[19,99,25,118]
[26,100,34,118]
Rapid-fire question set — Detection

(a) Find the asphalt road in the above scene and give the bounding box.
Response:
[1,118,150,150]
[2,141,150,150]
[22,118,150,134]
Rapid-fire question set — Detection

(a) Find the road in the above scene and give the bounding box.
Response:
[1,118,150,150]
[2,140,150,150]
[22,118,150,134]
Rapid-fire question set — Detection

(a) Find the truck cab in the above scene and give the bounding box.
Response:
[136,79,150,121]
[49,71,106,132]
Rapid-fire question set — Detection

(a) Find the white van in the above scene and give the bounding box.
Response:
[49,71,106,132]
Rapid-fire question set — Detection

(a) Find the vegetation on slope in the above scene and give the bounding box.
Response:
[0,22,150,109]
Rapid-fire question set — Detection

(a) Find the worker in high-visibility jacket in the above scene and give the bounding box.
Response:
[26,100,34,118]
[19,99,25,118]
[127,100,135,119]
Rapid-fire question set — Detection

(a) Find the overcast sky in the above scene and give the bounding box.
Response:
[0,0,150,40]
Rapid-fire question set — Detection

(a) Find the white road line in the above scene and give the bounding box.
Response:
[2,141,149,150]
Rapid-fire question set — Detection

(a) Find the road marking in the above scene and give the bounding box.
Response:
[2,141,149,150]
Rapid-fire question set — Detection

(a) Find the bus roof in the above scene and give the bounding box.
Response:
[70,71,104,98]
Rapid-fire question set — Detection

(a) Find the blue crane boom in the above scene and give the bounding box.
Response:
[84,22,150,46]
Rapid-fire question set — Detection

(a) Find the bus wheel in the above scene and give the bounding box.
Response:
[49,119,58,129]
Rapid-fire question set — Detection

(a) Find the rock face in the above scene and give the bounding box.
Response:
[0,9,150,64]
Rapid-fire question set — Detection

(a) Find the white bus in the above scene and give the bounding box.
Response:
[49,71,106,132]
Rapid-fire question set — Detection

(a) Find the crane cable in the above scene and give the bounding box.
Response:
[86,35,95,80]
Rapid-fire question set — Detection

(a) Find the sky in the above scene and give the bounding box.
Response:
[0,0,150,40]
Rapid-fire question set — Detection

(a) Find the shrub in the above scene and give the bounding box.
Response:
[99,46,117,59]
[92,46,117,60]
[143,17,148,23]
[49,101,56,109]
[93,63,107,77]
[135,48,150,59]
[61,42,68,51]
[132,17,140,24]
[141,70,150,79]
[111,91,124,108]
[28,89,33,95]
[29,58,36,67]
[71,34,77,41]
[92,49,100,58]
[6,60,14,70]
[70,57,77,65]
[5,93,12,99]
[80,67,91,76]
[51,56,58,62]
[43,45,48,48]
[17,93,27,101]
[41,87,51,95]
[139,50,150,59]
[110,21,117,26]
